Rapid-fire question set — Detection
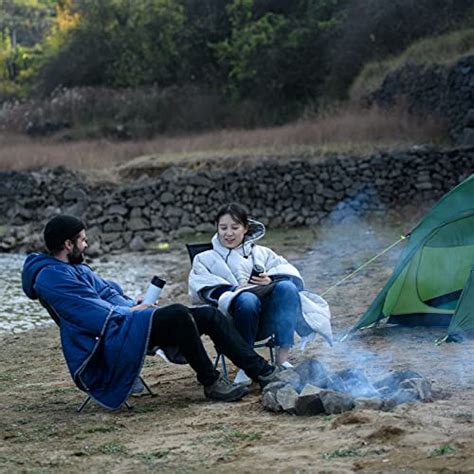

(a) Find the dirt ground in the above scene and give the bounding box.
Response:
[1,213,474,473]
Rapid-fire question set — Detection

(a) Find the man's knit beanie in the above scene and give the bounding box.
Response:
[44,215,85,252]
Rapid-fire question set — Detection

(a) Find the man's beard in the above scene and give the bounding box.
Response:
[67,244,84,264]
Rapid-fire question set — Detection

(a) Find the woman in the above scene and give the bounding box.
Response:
[188,203,332,385]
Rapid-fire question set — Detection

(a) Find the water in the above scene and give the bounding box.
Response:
[0,253,173,334]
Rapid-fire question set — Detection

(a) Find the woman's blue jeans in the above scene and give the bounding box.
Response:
[230,280,302,348]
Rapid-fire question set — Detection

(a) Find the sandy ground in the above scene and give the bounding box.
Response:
[1,213,474,473]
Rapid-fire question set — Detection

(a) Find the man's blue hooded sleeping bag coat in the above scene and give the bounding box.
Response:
[22,253,154,410]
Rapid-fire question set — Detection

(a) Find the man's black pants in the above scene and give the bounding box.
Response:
[147,304,272,386]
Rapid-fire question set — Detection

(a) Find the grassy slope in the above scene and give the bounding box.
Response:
[351,28,474,101]
[0,104,446,175]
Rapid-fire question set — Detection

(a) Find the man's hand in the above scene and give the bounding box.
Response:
[249,272,272,285]
[130,303,154,311]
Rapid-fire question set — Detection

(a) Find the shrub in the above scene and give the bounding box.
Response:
[0,84,264,138]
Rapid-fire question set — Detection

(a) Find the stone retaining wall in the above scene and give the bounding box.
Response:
[1,145,473,253]
[367,55,474,145]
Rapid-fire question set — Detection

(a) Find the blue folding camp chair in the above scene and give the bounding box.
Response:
[39,298,155,412]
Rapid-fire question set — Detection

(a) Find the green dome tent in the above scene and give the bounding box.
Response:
[349,174,474,341]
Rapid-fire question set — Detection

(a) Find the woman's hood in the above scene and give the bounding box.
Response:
[245,219,266,243]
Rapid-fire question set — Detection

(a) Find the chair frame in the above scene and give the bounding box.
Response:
[39,298,156,412]
[186,242,276,376]
[76,375,155,413]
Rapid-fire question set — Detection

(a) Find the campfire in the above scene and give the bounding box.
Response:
[262,359,433,416]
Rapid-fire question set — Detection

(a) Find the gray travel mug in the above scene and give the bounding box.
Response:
[142,276,166,304]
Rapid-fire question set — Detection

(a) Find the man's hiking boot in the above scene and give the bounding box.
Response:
[257,365,284,389]
[204,374,249,402]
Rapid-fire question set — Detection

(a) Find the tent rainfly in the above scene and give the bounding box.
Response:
[349,174,474,341]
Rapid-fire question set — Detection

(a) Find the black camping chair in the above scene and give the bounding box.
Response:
[39,298,155,412]
[186,243,275,377]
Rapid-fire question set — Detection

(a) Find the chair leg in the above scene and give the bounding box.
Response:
[221,355,227,378]
[269,346,275,365]
[77,395,91,413]
[139,375,156,397]
[213,353,228,378]
[124,401,133,410]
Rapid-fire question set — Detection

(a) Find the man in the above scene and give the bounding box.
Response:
[22,215,278,410]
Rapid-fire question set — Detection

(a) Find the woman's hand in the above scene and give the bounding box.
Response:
[249,272,272,285]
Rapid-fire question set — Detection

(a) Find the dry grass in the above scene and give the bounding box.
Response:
[0,104,445,173]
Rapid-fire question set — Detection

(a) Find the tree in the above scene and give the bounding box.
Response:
[0,0,54,98]
[213,0,346,108]
[37,0,187,91]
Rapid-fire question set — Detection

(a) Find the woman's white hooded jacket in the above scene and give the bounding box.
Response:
[188,220,333,345]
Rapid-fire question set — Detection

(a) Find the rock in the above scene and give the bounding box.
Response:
[101,232,121,244]
[160,192,175,204]
[460,128,474,146]
[399,378,432,401]
[126,196,146,207]
[108,204,129,216]
[44,206,61,218]
[174,226,195,238]
[276,385,299,413]
[385,388,419,407]
[129,235,146,252]
[325,373,346,393]
[415,182,433,190]
[130,207,142,218]
[127,217,150,231]
[336,368,380,398]
[64,201,88,217]
[12,206,33,221]
[108,237,126,251]
[295,384,325,416]
[320,389,354,414]
[103,216,125,233]
[262,391,282,412]
[64,188,88,201]
[354,397,384,410]
[294,358,329,388]
[465,109,474,127]
[0,236,17,250]
[373,369,423,397]
[276,369,302,391]
[262,381,288,395]
[86,241,102,258]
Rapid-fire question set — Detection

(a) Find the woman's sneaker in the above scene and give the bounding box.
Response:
[234,369,252,386]
[204,374,249,402]
[281,361,294,369]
